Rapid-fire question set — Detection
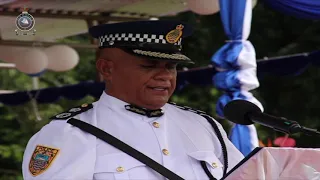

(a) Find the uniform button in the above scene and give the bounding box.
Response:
[81,103,88,107]
[162,149,169,155]
[116,166,125,172]
[212,162,218,168]
[152,122,160,128]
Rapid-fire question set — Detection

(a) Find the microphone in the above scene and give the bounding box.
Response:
[223,99,320,136]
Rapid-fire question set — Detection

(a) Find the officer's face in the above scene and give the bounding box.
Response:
[98,48,177,110]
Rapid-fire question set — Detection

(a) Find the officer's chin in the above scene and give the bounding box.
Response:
[143,97,169,110]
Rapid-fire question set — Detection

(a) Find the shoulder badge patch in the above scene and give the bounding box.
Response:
[165,24,184,44]
[29,145,60,176]
[50,103,93,120]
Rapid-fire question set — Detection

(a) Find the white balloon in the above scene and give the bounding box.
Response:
[44,45,79,72]
[0,45,28,63]
[187,0,258,15]
[187,0,220,15]
[15,48,48,75]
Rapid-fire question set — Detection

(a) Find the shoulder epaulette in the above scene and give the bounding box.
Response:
[50,103,93,120]
[168,102,207,115]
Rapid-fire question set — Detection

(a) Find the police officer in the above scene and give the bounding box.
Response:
[22,20,244,180]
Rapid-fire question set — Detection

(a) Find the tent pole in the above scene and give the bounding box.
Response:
[32,77,39,90]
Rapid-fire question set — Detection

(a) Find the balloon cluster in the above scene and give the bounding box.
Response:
[187,0,220,15]
[0,45,79,76]
[187,0,257,15]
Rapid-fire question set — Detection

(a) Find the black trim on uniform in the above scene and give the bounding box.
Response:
[201,114,228,177]
[168,102,229,178]
[221,147,263,180]
[67,118,184,180]
[50,104,93,120]
[60,101,229,180]
[201,161,217,180]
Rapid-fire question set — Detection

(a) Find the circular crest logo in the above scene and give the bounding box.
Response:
[16,11,35,31]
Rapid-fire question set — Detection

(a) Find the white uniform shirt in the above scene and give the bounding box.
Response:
[22,92,244,180]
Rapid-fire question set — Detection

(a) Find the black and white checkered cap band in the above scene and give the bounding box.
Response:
[98,33,182,47]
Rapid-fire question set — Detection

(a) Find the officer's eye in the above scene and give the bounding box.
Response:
[140,65,156,69]
[166,63,177,70]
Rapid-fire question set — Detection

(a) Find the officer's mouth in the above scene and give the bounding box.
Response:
[147,86,170,94]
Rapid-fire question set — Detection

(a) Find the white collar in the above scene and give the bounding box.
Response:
[97,91,129,111]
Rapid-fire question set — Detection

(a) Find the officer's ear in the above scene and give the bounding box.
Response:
[96,58,114,81]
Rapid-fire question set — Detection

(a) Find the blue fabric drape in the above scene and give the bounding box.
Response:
[212,42,243,69]
[211,0,259,118]
[263,0,320,20]
[229,124,254,156]
[211,0,262,156]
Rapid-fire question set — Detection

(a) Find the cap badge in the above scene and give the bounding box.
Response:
[166,24,184,44]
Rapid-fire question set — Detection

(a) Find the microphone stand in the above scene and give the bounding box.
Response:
[300,126,320,136]
[256,116,320,137]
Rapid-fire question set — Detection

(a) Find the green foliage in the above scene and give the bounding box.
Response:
[0,1,319,178]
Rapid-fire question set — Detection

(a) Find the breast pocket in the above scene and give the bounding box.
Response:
[94,153,154,180]
[188,151,224,180]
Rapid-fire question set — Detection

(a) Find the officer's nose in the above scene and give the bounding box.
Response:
[154,67,175,81]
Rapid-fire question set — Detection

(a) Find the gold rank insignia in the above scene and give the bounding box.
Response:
[130,106,147,115]
[125,105,164,117]
[29,145,60,176]
[149,109,163,117]
[165,24,184,44]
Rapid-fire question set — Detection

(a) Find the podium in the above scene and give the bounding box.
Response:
[223,147,320,180]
